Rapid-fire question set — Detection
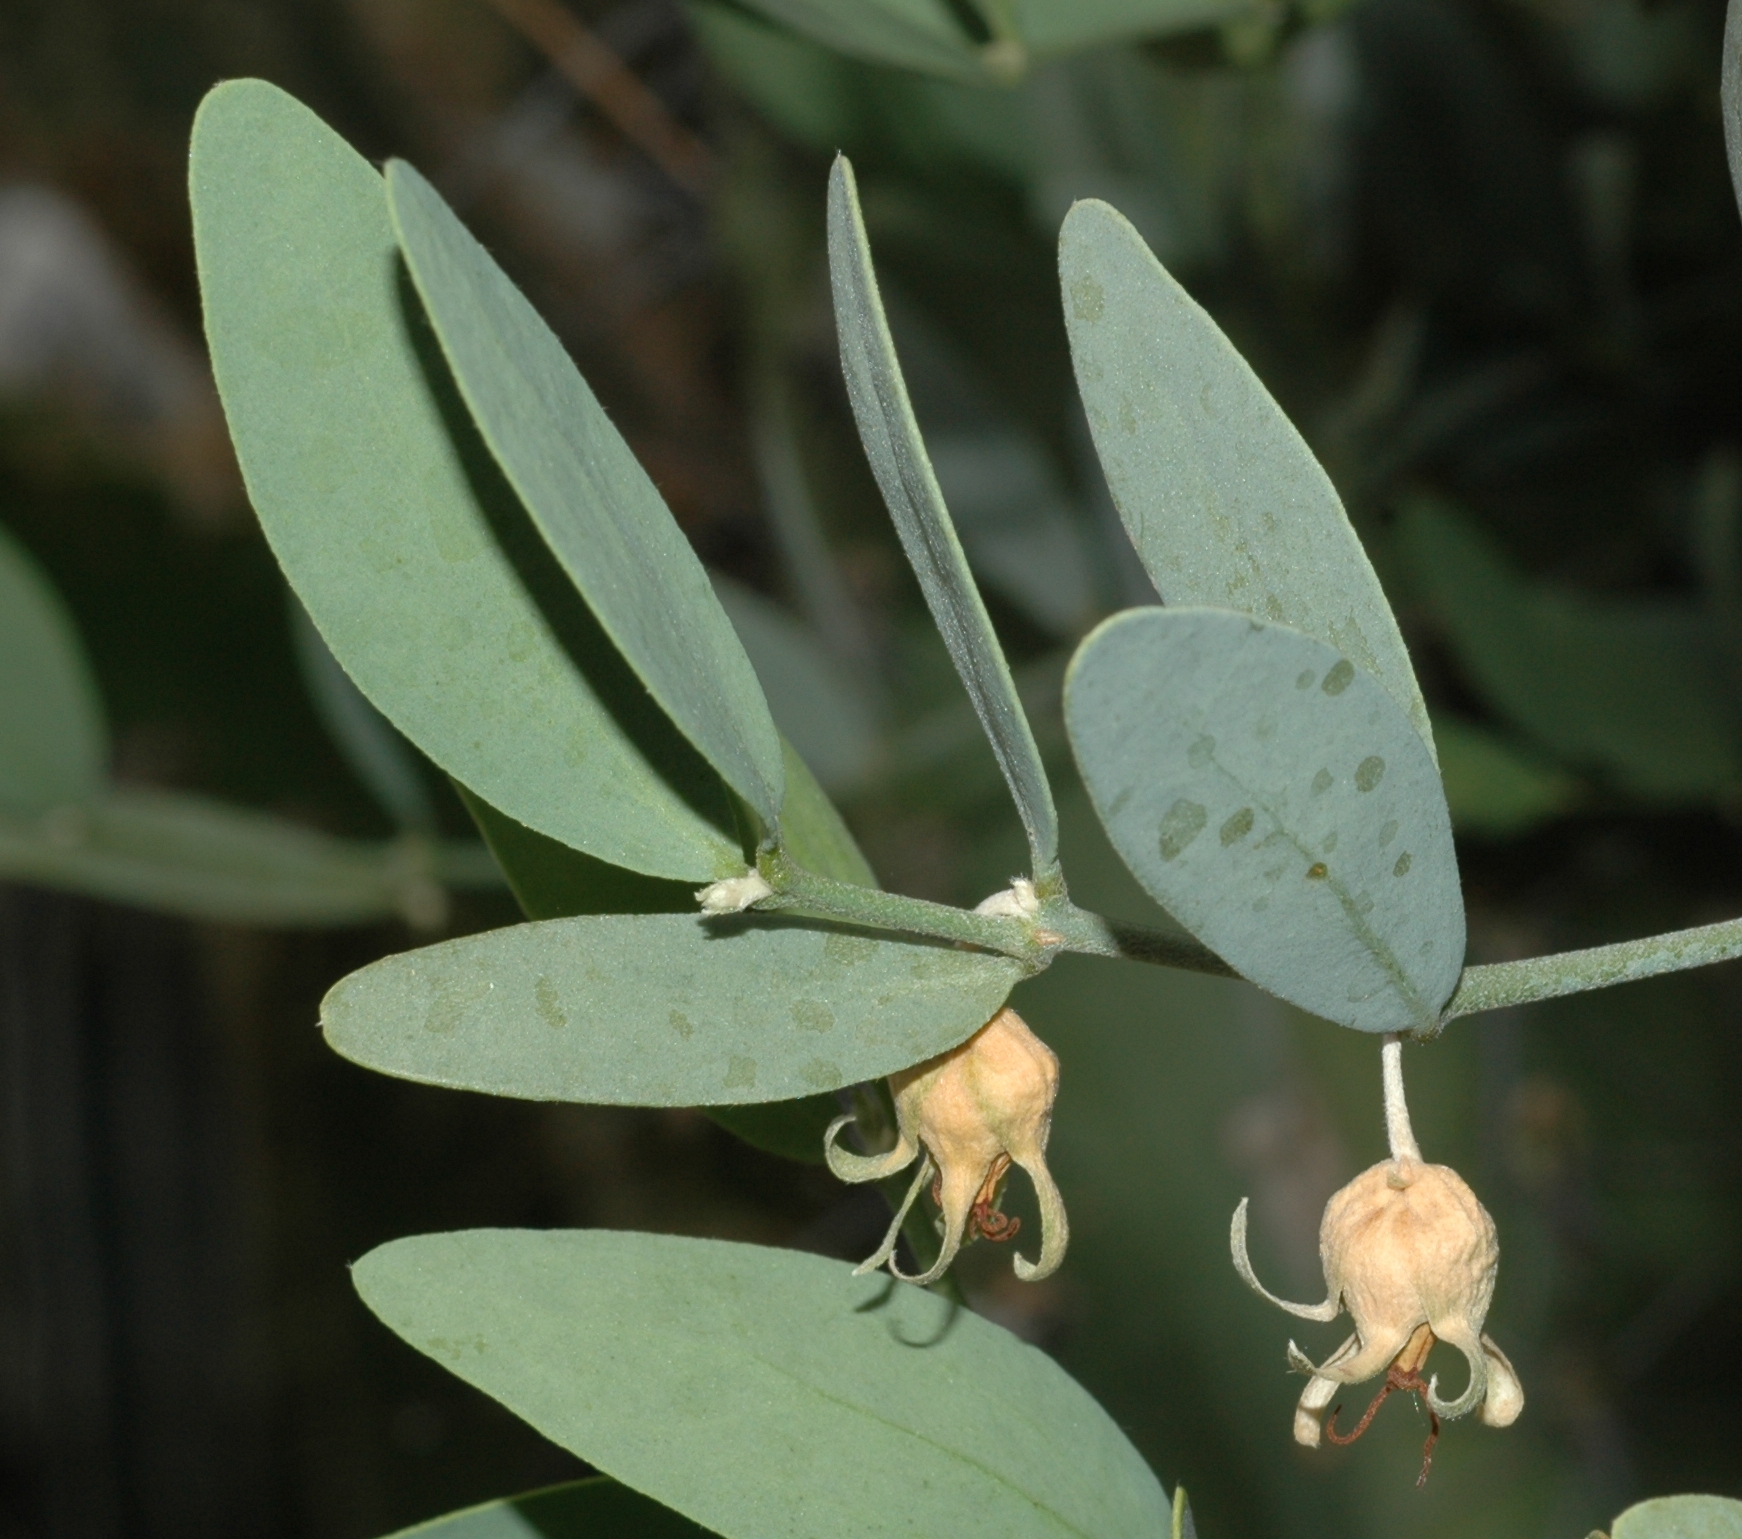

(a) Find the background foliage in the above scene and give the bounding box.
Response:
[2,0,1742,1535]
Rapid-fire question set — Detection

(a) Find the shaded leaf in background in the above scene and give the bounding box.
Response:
[0,522,107,812]
[354,1230,1169,1539]
[380,1477,711,1539]
[1059,199,1435,756]
[1611,1495,1742,1539]
[712,574,882,796]
[322,910,1023,1105]
[291,598,437,834]
[1012,0,1254,57]
[830,154,1059,876]
[0,788,494,928]
[729,0,983,80]
[387,161,785,838]
[191,80,742,882]
[1066,607,1462,1032]
[1431,714,1581,837]
[1400,499,1742,804]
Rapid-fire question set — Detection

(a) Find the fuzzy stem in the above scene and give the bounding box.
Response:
[1442,914,1742,1021]
[1382,1034,1422,1164]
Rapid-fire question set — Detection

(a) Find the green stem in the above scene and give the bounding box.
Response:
[1041,900,1234,977]
[1442,914,1742,1020]
[758,851,1040,962]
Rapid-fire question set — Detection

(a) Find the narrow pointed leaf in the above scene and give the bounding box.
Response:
[732,0,982,78]
[1612,1495,1742,1539]
[1066,608,1463,1032]
[379,1478,710,1538]
[0,524,106,813]
[322,911,1021,1104]
[829,155,1058,874]
[191,80,740,881]
[353,1231,1169,1539]
[387,162,784,836]
[1060,200,1434,756]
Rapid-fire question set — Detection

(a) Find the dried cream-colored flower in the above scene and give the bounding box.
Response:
[1231,1037,1522,1484]
[825,1006,1067,1286]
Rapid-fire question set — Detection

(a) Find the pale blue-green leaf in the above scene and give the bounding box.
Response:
[322,911,1020,1104]
[1059,200,1434,756]
[0,788,493,927]
[190,80,740,882]
[729,0,981,78]
[829,155,1058,875]
[386,161,784,835]
[291,598,436,833]
[0,523,107,813]
[1613,1495,1742,1539]
[379,1478,710,1539]
[1433,714,1581,837]
[1065,607,1463,1032]
[353,1230,1168,1539]
[1401,498,1742,803]
[712,575,881,796]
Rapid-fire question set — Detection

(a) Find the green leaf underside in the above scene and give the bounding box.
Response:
[321,912,1021,1104]
[387,162,784,834]
[1612,1495,1742,1539]
[0,524,107,813]
[191,80,740,882]
[1065,608,1463,1032]
[0,789,425,926]
[1013,0,1254,56]
[379,1477,711,1539]
[1059,200,1434,759]
[828,156,1059,874]
[731,0,982,78]
[353,1231,1168,1539]
[1401,500,1742,803]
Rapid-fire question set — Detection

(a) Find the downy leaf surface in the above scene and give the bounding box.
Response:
[1066,607,1463,1032]
[191,80,740,882]
[830,154,1058,874]
[353,1230,1168,1539]
[387,162,784,836]
[378,1477,710,1539]
[322,910,1021,1104]
[1059,199,1433,756]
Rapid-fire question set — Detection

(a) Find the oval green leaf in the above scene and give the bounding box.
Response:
[0,524,106,813]
[353,1230,1168,1539]
[380,1478,711,1539]
[1613,1496,1742,1539]
[1059,200,1434,757]
[1065,607,1463,1032]
[322,911,1022,1104]
[386,161,784,836]
[190,79,740,881]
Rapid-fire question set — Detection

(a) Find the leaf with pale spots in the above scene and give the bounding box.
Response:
[321,912,1023,1105]
[1610,1494,1742,1539]
[353,1230,1169,1538]
[1059,200,1434,759]
[1065,607,1463,1032]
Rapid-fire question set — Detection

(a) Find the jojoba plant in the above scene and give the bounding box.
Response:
[186,71,1742,1539]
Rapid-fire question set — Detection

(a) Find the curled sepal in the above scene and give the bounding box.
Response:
[1230,1198,1340,1322]
[1423,1324,1489,1421]
[851,1155,934,1279]
[1012,1152,1069,1282]
[823,1114,918,1184]
[1479,1335,1525,1427]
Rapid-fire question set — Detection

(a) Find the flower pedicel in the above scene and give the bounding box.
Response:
[1231,1035,1523,1485]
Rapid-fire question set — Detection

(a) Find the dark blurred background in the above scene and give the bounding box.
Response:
[2,1,1741,1536]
